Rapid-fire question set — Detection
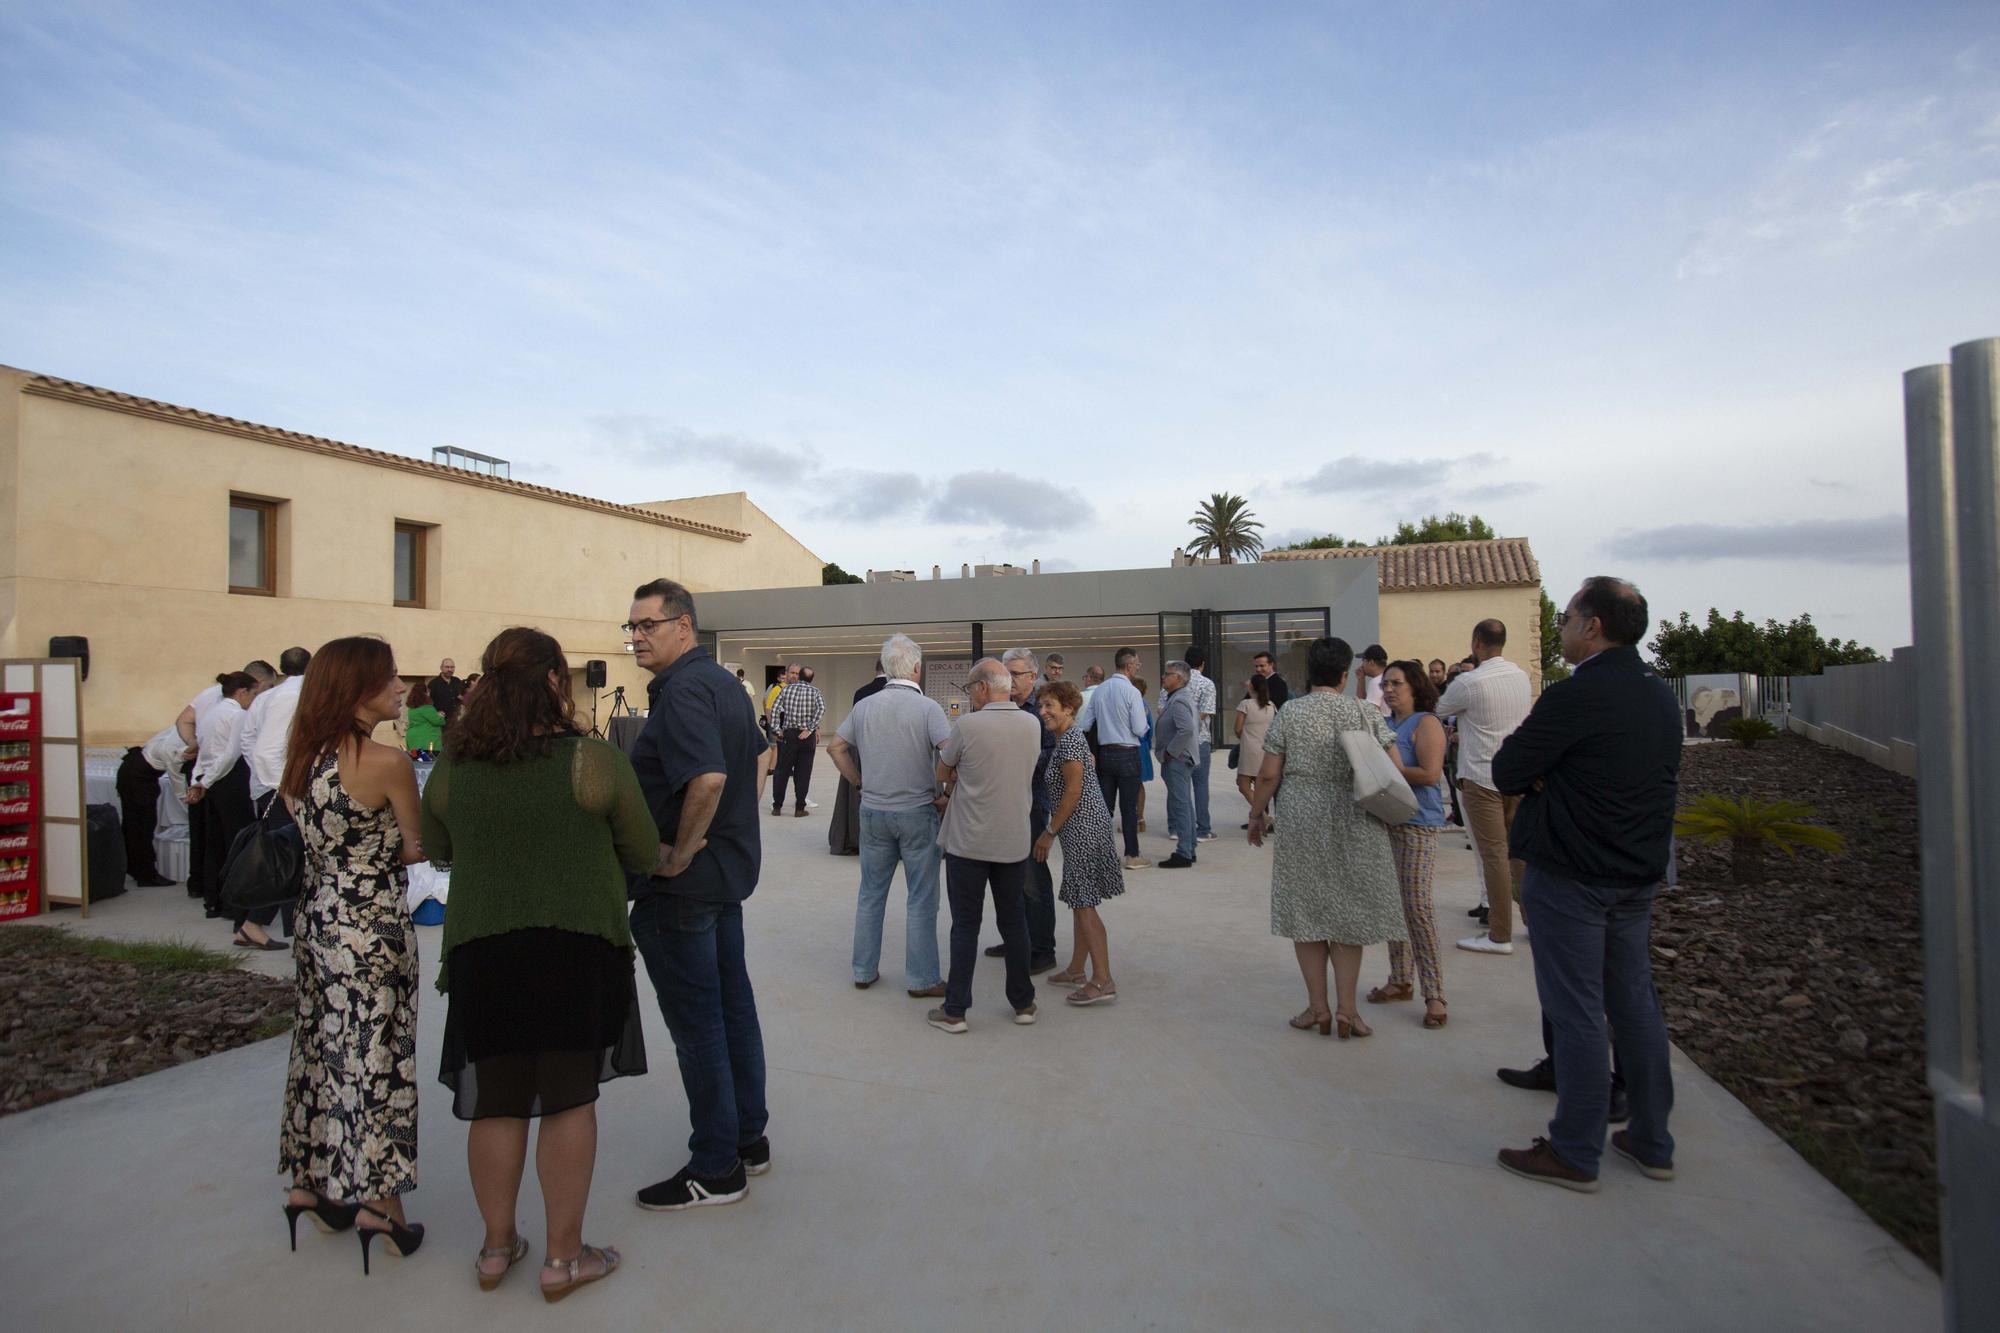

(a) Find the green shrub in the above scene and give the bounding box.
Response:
[1725,716,1780,747]
[1673,794,1847,885]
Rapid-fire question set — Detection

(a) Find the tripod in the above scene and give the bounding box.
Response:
[590,685,635,740]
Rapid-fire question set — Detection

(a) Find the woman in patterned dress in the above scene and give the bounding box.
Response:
[1246,637,1405,1039]
[278,636,428,1269]
[1032,681,1124,1005]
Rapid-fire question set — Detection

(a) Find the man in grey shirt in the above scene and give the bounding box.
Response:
[1154,662,1202,869]
[927,658,1042,1033]
[829,635,952,998]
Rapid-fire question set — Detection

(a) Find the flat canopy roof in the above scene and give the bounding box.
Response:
[695,558,1380,631]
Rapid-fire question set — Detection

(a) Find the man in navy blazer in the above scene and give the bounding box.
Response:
[1490,577,1683,1192]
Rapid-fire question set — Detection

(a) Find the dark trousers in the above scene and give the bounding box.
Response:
[772,730,817,810]
[1025,807,1056,960]
[629,895,770,1178]
[200,764,253,915]
[183,758,205,898]
[943,853,1034,1018]
[1521,864,1675,1174]
[115,749,163,881]
[1095,745,1142,858]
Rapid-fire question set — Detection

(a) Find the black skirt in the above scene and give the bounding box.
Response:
[439,928,647,1121]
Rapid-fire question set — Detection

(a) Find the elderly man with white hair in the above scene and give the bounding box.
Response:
[828,635,953,997]
[927,658,1043,1033]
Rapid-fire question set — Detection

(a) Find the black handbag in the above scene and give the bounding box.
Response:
[219,795,304,913]
[1226,744,1241,771]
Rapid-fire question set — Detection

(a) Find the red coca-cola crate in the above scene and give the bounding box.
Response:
[0,844,37,920]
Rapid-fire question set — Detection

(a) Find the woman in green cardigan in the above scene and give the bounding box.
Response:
[402,678,445,755]
[421,627,660,1302]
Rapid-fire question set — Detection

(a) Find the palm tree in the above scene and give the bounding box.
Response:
[1186,493,1264,564]
[1672,794,1847,885]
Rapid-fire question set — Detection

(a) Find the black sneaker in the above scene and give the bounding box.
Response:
[636,1162,748,1211]
[1497,1057,1558,1092]
[739,1137,771,1177]
[1159,853,1196,869]
[1608,1087,1630,1125]
[1029,955,1057,975]
[983,944,1006,958]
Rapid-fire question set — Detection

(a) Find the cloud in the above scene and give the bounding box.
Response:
[1463,479,1539,501]
[591,414,818,477]
[925,470,1093,535]
[1293,451,1516,499]
[1615,514,1907,564]
[808,470,932,522]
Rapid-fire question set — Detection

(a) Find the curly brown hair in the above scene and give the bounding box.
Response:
[444,627,578,764]
[1038,679,1083,715]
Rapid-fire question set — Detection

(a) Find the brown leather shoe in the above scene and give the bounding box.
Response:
[1611,1129,1675,1180]
[906,983,946,998]
[1497,1137,1599,1192]
[793,807,809,817]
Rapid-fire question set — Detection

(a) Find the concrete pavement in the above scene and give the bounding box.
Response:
[0,771,1940,1331]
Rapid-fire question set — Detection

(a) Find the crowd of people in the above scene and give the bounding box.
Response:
[106,571,1681,1298]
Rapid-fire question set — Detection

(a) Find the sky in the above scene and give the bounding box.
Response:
[5,1,1997,654]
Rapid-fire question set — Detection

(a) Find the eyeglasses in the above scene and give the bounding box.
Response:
[621,616,684,637]
[1006,667,1035,678]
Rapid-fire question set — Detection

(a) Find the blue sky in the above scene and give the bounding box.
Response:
[6,1,1997,653]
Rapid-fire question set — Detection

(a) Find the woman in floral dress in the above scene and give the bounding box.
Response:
[1032,681,1124,1005]
[1246,637,1405,1039]
[278,636,429,1269]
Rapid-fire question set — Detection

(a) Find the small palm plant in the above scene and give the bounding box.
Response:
[1724,716,1780,748]
[1673,794,1847,886]
[1186,493,1264,564]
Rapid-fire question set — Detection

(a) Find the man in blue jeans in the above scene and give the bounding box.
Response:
[1491,576,1683,1192]
[625,577,771,1211]
[1077,647,1151,871]
[1154,662,1202,869]
[826,633,952,996]
[1180,645,1218,843]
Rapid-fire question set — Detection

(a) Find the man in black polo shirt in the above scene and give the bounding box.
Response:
[624,577,771,1210]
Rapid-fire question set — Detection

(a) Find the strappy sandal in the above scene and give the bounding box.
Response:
[1289,1008,1333,1035]
[476,1230,529,1291]
[1334,1012,1372,1040]
[1066,978,1117,1006]
[1423,1000,1449,1030]
[1047,968,1089,987]
[541,1244,620,1304]
[1366,982,1414,1004]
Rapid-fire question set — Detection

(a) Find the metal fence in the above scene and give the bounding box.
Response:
[1784,649,1916,752]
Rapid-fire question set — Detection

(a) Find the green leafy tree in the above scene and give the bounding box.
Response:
[1539,590,1570,683]
[1186,493,1264,564]
[1281,533,1370,551]
[1647,609,1883,676]
[1673,794,1847,885]
[1381,511,1497,545]
[821,562,864,585]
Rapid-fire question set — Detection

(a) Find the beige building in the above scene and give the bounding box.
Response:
[1263,538,1545,691]
[0,368,823,744]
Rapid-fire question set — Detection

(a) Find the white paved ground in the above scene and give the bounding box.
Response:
[0,771,1939,1331]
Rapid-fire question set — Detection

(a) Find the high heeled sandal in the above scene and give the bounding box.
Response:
[1366,982,1414,1004]
[1289,1009,1334,1035]
[283,1189,359,1249]
[476,1230,530,1291]
[1423,1001,1449,1029]
[1334,1013,1372,1040]
[541,1244,621,1304]
[356,1204,425,1275]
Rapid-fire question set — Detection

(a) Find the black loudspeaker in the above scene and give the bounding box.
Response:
[50,636,89,680]
[585,660,608,689]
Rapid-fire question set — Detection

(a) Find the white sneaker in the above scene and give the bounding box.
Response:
[1457,934,1516,955]
[1123,856,1152,870]
[1196,833,1218,843]
[805,799,820,810]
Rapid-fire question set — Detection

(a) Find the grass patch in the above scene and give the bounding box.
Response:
[0,925,242,972]
[251,1014,295,1041]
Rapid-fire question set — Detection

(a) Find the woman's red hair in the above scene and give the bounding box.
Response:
[280,637,399,799]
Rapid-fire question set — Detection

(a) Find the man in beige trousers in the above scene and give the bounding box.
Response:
[1436,619,1534,955]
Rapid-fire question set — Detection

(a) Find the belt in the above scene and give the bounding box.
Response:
[1100,743,1137,749]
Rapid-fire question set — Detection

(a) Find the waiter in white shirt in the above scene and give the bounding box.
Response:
[1434,620,1534,955]
[239,646,312,810]
[175,660,275,903]
[187,672,266,936]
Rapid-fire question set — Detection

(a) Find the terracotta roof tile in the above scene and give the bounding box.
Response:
[1262,538,1541,590]
[19,374,748,541]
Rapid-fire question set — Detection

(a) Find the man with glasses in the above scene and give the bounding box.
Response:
[623,579,772,1210]
[988,648,1058,974]
[770,665,826,817]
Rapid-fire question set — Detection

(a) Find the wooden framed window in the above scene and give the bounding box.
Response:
[394,523,428,608]
[228,497,277,596]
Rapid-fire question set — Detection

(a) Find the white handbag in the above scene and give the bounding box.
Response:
[1340,727,1420,825]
